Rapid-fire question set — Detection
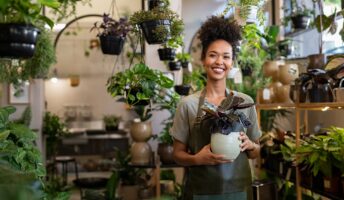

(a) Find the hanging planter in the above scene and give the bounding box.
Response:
[174,85,191,96]
[140,20,171,44]
[148,0,166,10]
[99,35,125,55]
[91,14,131,55]
[291,14,311,29]
[168,61,181,71]
[158,47,176,61]
[0,24,39,59]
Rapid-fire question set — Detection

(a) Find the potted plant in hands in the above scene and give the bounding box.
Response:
[91,13,132,55]
[0,0,60,58]
[130,4,184,44]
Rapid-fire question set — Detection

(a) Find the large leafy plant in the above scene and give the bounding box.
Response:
[0,0,60,28]
[296,127,344,177]
[0,106,45,180]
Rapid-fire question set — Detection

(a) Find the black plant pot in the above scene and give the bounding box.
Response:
[158,48,176,61]
[291,15,311,29]
[105,125,118,132]
[278,43,292,57]
[140,20,171,44]
[168,61,181,71]
[0,24,39,59]
[99,35,125,55]
[241,65,253,77]
[148,0,166,10]
[174,85,191,96]
[181,61,189,68]
[309,84,333,103]
[157,143,175,164]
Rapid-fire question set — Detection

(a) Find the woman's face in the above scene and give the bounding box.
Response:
[202,39,233,81]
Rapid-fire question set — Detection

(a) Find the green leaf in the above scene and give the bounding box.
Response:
[0,130,10,141]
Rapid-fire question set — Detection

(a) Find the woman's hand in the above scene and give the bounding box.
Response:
[239,132,256,152]
[194,144,233,165]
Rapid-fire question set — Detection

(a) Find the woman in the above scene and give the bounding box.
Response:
[170,16,261,200]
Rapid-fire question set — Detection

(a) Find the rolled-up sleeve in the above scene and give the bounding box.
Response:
[170,100,190,144]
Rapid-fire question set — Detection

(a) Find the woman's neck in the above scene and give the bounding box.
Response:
[205,80,227,99]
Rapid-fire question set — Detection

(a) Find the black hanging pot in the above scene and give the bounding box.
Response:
[278,43,292,57]
[174,85,191,96]
[181,61,189,68]
[140,20,171,44]
[148,0,166,10]
[240,64,253,76]
[0,24,39,59]
[158,48,176,61]
[291,14,311,29]
[168,61,181,71]
[99,35,125,55]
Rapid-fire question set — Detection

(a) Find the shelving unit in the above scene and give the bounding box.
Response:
[256,102,344,200]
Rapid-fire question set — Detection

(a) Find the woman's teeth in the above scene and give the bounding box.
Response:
[212,67,225,73]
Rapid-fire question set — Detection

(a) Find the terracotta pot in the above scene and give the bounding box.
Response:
[130,142,152,165]
[130,121,152,142]
[307,54,326,69]
[157,143,175,164]
[279,64,299,85]
[262,60,278,78]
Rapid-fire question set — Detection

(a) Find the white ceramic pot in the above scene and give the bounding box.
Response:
[211,132,242,160]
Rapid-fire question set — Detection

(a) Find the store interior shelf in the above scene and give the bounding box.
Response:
[257,102,344,110]
[285,28,313,38]
[300,183,344,200]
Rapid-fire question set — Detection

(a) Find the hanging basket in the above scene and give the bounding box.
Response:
[0,24,39,59]
[158,48,176,61]
[99,35,125,55]
[168,61,181,71]
[174,85,191,96]
[148,0,166,10]
[140,20,171,44]
[291,15,311,29]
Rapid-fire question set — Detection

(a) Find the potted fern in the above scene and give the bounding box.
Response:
[224,0,266,25]
[130,4,184,45]
[91,13,132,55]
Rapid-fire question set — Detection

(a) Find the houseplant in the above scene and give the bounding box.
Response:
[130,5,184,44]
[103,115,121,131]
[91,13,132,55]
[223,0,266,25]
[283,0,313,29]
[158,35,184,61]
[107,62,174,108]
[176,51,192,68]
[0,0,60,58]
[42,111,69,159]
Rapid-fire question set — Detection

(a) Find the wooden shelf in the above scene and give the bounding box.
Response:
[256,102,344,111]
[300,183,344,200]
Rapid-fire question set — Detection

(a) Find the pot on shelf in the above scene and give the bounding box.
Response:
[130,142,152,165]
[130,121,152,142]
[157,143,174,164]
[307,54,326,69]
[291,14,311,29]
[279,64,299,85]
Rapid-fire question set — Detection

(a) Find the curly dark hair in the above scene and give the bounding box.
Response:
[198,16,241,60]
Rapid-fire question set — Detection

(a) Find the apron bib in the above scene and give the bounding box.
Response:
[183,89,252,200]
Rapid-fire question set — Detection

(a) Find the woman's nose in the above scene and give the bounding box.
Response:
[215,56,223,64]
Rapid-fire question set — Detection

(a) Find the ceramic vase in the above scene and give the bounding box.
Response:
[210,132,242,160]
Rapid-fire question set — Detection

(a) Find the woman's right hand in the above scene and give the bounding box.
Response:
[194,144,233,165]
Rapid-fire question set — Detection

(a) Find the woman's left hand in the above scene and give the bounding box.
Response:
[239,132,255,152]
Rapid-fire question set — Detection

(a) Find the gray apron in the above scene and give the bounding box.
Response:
[183,89,252,200]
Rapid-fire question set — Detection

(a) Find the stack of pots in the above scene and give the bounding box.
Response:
[130,120,153,165]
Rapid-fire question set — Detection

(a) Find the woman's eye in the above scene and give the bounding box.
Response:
[224,56,231,59]
[209,54,217,58]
